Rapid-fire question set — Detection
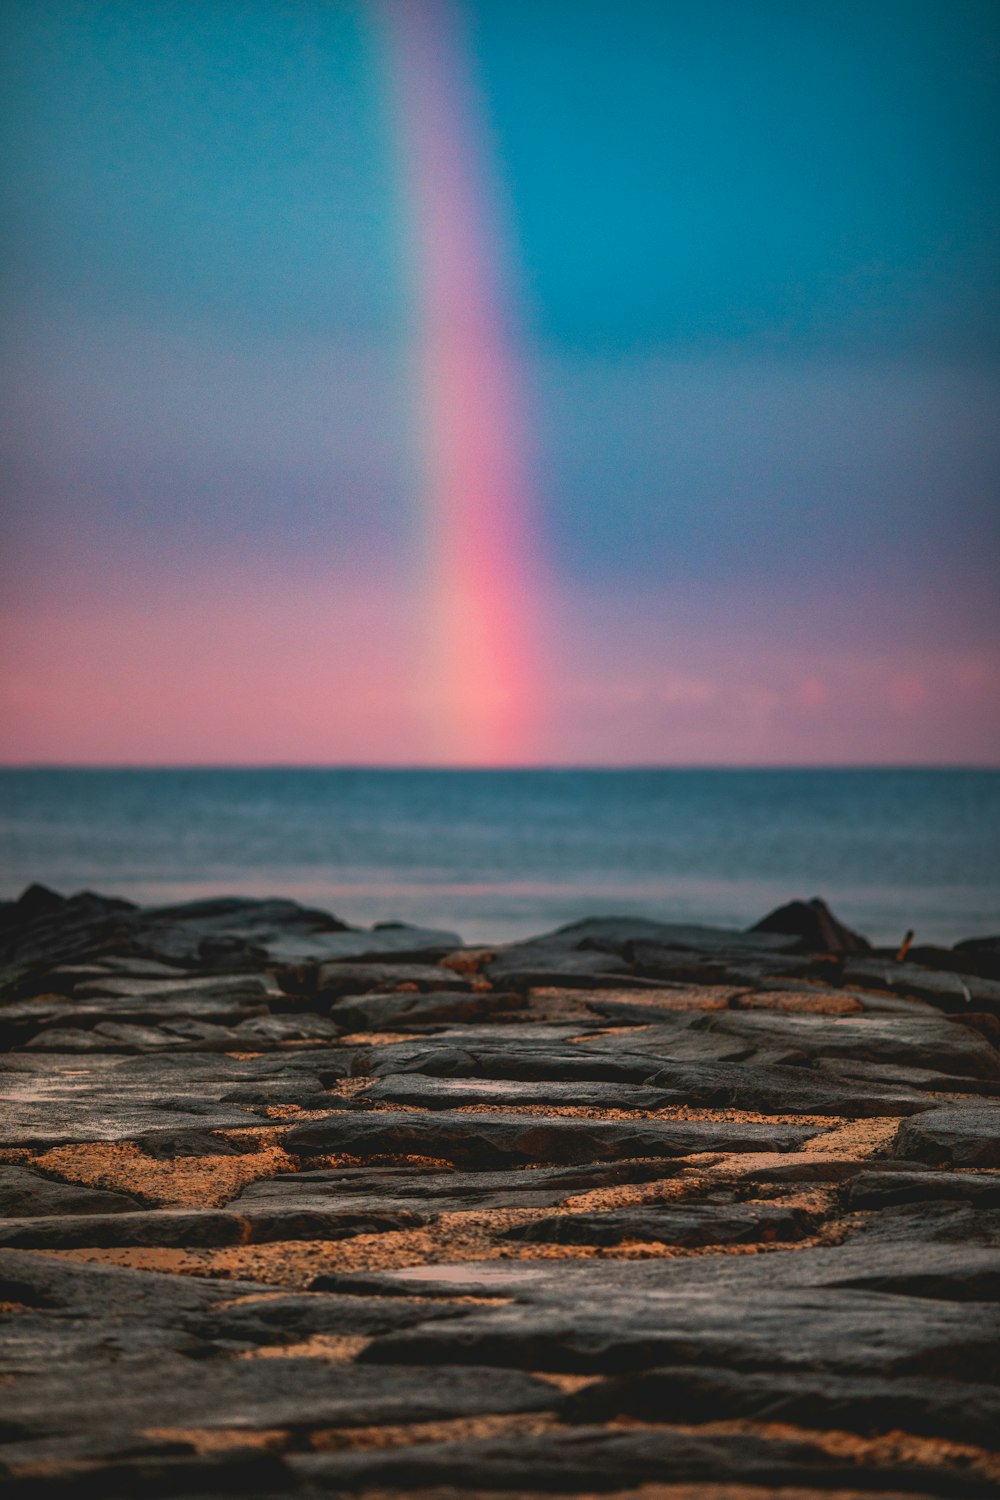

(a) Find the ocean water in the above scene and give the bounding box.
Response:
[0,768,998,947]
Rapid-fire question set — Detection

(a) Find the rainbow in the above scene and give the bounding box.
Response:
[377,0,543,766]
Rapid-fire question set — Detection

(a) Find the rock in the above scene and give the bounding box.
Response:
[567,1364,1000,1448]
[5,888,1000,1497]
[1,1358,558,1445]
[687,1009,1000,1079]
[851,1199,1000,1248]
[486,945,636,989]
[502,1201,815,1248]
[0,1049,346,1146]
[817,1055,1000,1094]
[751,897,871,954]
[847,1170,1000,1209]
[0,889,138,997]
[953,934,1000,981]
[361,1074,686,1112]
[894,1103,1000,1167]
[236,1160,676,1220]
[284,1110,820,1168]
[186,1288,478,1345]
[0,1204,426,1250]
[330,989,524,1031]
[0,1246,264,1321]
[359,1274,1000,1380]
[284,960,477,998]
[293,1422,989,1494]
[643,1057,931,1116]
[231,1011,340,1044]
[260,923,464,966]
[842,958,1000,1016]
[0,1165,141,1217]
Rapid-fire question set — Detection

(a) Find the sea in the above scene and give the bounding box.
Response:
[0,768,998,948]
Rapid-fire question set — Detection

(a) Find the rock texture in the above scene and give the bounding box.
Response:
[2,886,999,1496]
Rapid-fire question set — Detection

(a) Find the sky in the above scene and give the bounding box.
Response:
[1,0,998,765]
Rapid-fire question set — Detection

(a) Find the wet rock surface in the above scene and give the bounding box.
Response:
[2,888,1000,1496]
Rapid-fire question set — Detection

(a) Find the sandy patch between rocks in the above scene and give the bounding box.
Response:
[22,1136,298,1208]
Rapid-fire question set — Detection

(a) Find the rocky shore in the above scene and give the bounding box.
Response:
[2,885,1000,1498]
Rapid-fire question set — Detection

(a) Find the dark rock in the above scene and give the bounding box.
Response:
[847,1170,1000,1209]
[483,915,799,993]
[360,1279,1000,1380]
[751,897,871,954]
[293,1422,988,1494]
[894,1103,1000,1167]
[330,989,524,1031]
[842,958,1000,1016]
[0,1048,352,1147]
[284,1110,820,1168]
[0,1165,141,1217]
[643,1057,931,1116]
[0,1246,265,1321]
[502,1201,815,1248]
[953,934,1000,981]
[486,946,635,990]
[0,890,139,997]
[567,1364,1000,1448]
[23,1017,244,1053]
[230,1012,340,1044]
[363,1033,673,1085]
[235,1160,676,1220]
[1,1358,558,1444]
[5,888,1000,1495]
[688,1008,1000,1078]
[3,883,68,927]
[284,960,477,998]
[188,1290,480,1345]
[548,916,800,956]
[361,1074,685,1112]
[0,1447,295,1499]
[851,1200,1000,1248]
[259,923,463,966]
[817,1055,1000,1095]
[0,1204,426,1250]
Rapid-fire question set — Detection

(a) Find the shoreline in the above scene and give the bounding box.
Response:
[2,886,999,1494]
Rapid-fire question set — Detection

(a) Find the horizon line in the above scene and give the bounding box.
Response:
[1,762,998,774]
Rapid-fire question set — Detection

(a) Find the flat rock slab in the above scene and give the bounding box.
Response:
[360,1279,1000,1380]
[0,1246,269,1321]
[287,960,477,997]
[848,1169,1000,1208]
[260,924,464,966]
[235,1160,677,1218]
[689,1010,1000,1079]
[284,1110,821,1168]
[294,1423,992,1495]
[364,1041,931,1115]
[502,1200,815,1248]
[894,1103,1000,1166]
[568,1364,1000,1449]
[0,1048,355,1146]
[842,957,1000,1014]
[329,989,524,1030]
[361,1074,688,1111]
[0,1203,427,1250]
[0,1165,140,1218]
[2,1358,557,1443]
[187,1290,490,1345]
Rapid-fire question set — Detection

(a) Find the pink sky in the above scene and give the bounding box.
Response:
[2,560,996,765]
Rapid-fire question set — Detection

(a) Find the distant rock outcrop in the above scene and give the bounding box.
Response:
[750,896,871,954]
